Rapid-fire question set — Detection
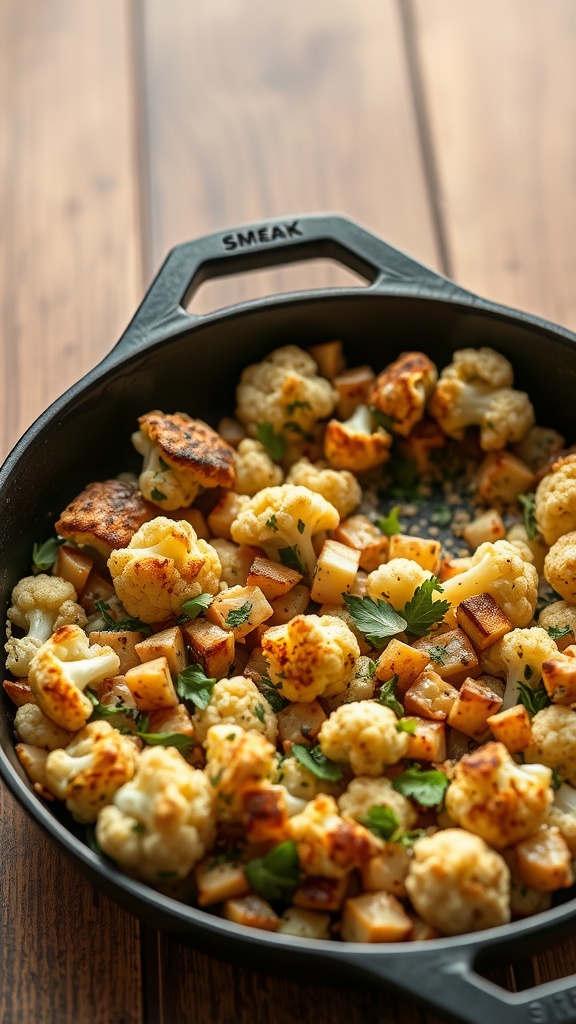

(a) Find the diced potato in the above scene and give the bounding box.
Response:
[277,700,327,747]
[406,914,441,941]
[309,340,346,380]
[405,719,446,762]
[333,365,376,420]
[267,585,311,626]
[147,702,194,737]
[135,625,186,677]
[375,639,430,696]
[349,570,370,597]
[403,669,459,721]
[360,844,410,898]
[438,556,473,583]
[242,785,289,843]
[320,658,376,714]
[395,418,446,475]
[341,892,412,943]
[475,451,535,505]
[207,492,250,540]
[514,827,573,892]
[242,647,269,685]
[89,630,144,674]
[79,569,116,614]
[195,858,251,906]
[217,416,247,448]
[456,593,513,651]
[332,515,389,573]
[206,585,273,641]
[293,875,348,911]
[182,619,234,680]
[167,507,210,539]
[310,540,360,606]
[230,645,250,676]
[53,544,93,593]
[3,679,36,707]
[247,555,302,599]
[447,675,504,740]
[411,628,481,688]
[277,907,331,940]
[210,539,255,587]
[512,425,565,474]
[124,657,179,711]
[462,509,505,549]
[388,534,442,575]
[487,704,533,753]
[542,649,576,705]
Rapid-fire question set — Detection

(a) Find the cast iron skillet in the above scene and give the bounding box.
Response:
[2,214,576,1024]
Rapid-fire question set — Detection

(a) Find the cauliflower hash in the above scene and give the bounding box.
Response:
[5,341,576,942]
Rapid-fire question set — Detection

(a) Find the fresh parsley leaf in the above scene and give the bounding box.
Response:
[151,487,167,501]
[136,729,195,755]
[518,493,538,540]
[547,625,573,641]
[256,422,286,461]
[356,659,377,681]
[517,682,549,717]
[396,719,417,735]
[297,518,305,535]
[266,515,279,532]
[32,536,64,574]
[388,458,420,502]
[285,400,312,415]
[177,593,213,622]
[377,506,402,537]
[292,744,344,782]
[259,676,290,712]
[158,455,170,472]
[370,406,395,433]
[343,594,407,648]
[86,690,139,721]
[428,645,449,665]
[401,578,450,637]
[378,675,404,718]
[361,805,399,841]
[225,601,253,628]
[244,840,300,901]
[254,703,265,724]
[94,599,153,637]
[392,765,449,808]
[283,420,313,440]
[430,504,452,527]
[278,545,306,574]
[551,768,563,791]
[397,828,426,849]
[176,664,217,710]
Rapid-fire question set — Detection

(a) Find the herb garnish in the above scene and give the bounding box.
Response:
[430,504,452,527]
[177,593,213,622]
[151,487,167,502]
[259,676,290,712]
[401,578,451,638]
[518,493,538,540]
[244,841,300,901]
[95,600,153,637]
[279,545,306,575]
[392,765,450,808]
[361,805,399,841]
[292,743,344,782]
[225,601,253,628]
[32,536,64,574]
[377,506,402,537]
[343,595,407,648]
[176,664,217,710]
[396,719,417,735]
[378,676,404,718]
[428,645,449,665]
[256,422,286,461]
[547,625,572,641]
[370,406,395,433]
[266,515,279,532]
[517,682,549,717]
[285,400,312,415]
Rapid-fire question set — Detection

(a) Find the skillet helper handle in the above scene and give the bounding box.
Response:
[115,213,466,350]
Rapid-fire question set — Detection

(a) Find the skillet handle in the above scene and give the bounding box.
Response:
[114,213,468,351]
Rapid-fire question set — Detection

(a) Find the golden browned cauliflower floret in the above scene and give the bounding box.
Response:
[55,479,156,557]
[28,624,121,732]
[45,720,139,823]
[544,533,576,603]
[5,574,87,678]
[405,828,510,935]
[445,741,553,848]
[233,438,284,496]
[318,701,409,776]
[525,705,576,785]
[204,723,276,821]
[366,558,434,612]
[548,782,576,853]
[192,676,278,745]
[481,627,558,711]
[535,454,576,545]
[539,600,576,644]
[96,745,215,883]
[370,351,438,437]
[337,776,417,833]
[132,410,236,511]
[261,613,360,703]
[14,703,75,750]
[285,458,362,519]
[288,793,382,878]
[235,344,337,440]
[108,516,221,623]
[324,404,392,473]
[440,540,538,627]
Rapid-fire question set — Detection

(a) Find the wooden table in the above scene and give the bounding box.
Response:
[1,3,576,1021]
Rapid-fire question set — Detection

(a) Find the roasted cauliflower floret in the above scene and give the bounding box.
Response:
[5,574,87,678]
[55,479,156,558]
[440,540,538,627]
[535,454,576,545]
[525,705,576,785]
[544,533,576,604]
[366,558,434,612]
[337,776,417,833]
[132,410,236,511]
[261,613,360,703]
[14,703,75,751]
[108,516,221,623]
[192,676,278,745]
[548,782,576,854]
[539,600,576,644]
[232,438,284,495]
[428,347,534,451]
[96,745,215,882]
[318,701,409,776]
[204,723,276,821]
[235,344,337,440]
[45,720,139,823]
[445,741,553,848]
[28,624,120,732]
[230,484,339,580]
[481,627,558,710]
[323,404,392,472]
[370,351,438,437]
[270,755,342,801]
[285,458,362,519]
[405,828,510,935]
[288,793,382,878]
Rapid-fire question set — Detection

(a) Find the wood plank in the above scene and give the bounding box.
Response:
[0,2,143,1021]
[412,0,576,331]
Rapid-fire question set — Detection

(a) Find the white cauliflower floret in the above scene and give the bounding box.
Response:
[132,410,235,510]
[261,613,360,703]
[5,574,87,678]
[285,458,361,519]
[535,454,576,545]
[440,540,538,627]
[108,516,221,623]
[230,484,339,580]
[481,627,558,710]
[544,533,576,603]
[445,741,553,848]
[405,829,510,935]
[96,745,215,882]
[28,624,120,732]
[235,344,337,439]
[192,676,277,745]
[204,723,276,821]
[14,703,75,751]
[369,351,438,437]
[525,705,576,785]
[548,782,576,853]
[45,720,139,823]
[233,438,284,495]
[337,776,417,833]
[270,755,343,801]
[324,404,392,472]
[288,793,382,878]
[366,558,434,612]
[318,701,409,776]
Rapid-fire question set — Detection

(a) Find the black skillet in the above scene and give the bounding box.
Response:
[1,214,576,1024]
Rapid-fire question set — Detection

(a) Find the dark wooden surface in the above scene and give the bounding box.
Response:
[1,2,575,1021]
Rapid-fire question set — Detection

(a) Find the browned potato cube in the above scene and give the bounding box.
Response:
[267,584,311,626]
[514,827,573,892]
[3,679,36,707]
[333,365,376,419]
[293,875,348,912]
[242,786,289,844]
[79,569,115,614]
[542,649,576,705]
[375,639,430,697]
[341,892,412,943]
[242,647,269,685]
[207,492,250,540]
[309,340,346,380]
[411,629,481,688]
[360,844,410,898]
[182,619,234,680]
[88,629,144,674]
[438,556,473,583]
[487,704,533,753]
[462,509,506,549]
[475,451,535,505]
[405,719,446,762]
[53,544,93,594]
[247,555,302,599]
[147,702,194,737]
[406,914,441,941]
[388,534,442,574]
[310,540,360,605]
[206,585,273,641]
[396,418,446,475]
[277,907,331,939]
[332,515,389,573]
[195,858,250,906]
[456,593,513,651]
[135,625,186,677]
[124,657,178,711]
[277,700,327,747]
[403,669,459,721]
[447,676,504,740]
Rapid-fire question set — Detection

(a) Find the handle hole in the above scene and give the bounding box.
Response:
[186,257,370,316]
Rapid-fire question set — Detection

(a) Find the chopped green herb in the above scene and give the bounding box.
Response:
[225,601,253,628]
[244,840,300,901]
[151,487,167,502]
[254,703,265,724]
[343,594,407,648]
[430,504,452,528]
[32,536,64,574]
[370,406,395,433]
[547,625,572,641]
[177,593,213,622]
[356,658,378,681]
[517,682,549,717]
[297,518,305,535]
[158,456,170,472]
[551,768,563,791]
[132,822,146,834]
[136,729,195,756]
[256,422,286,461]
[176,664,217,710]
[392,765,450,808]
[428,645,449,665]
[285,400,312,415]
[95,599,153,637]
[210,768,224,787]
[397,828,426,849]
[396,719,417,735]
[377,506,402,537]
[86,690,139,722]
[378,676,404,718]
[361,805,399,841]
[259,676,290,712]
[518,493,538,540]
[283,420,313,440]
[524,664,534,681]
[266,515,279,532]
[401,578,450,638]
[292,744,344,782]
[278,545,306,575]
